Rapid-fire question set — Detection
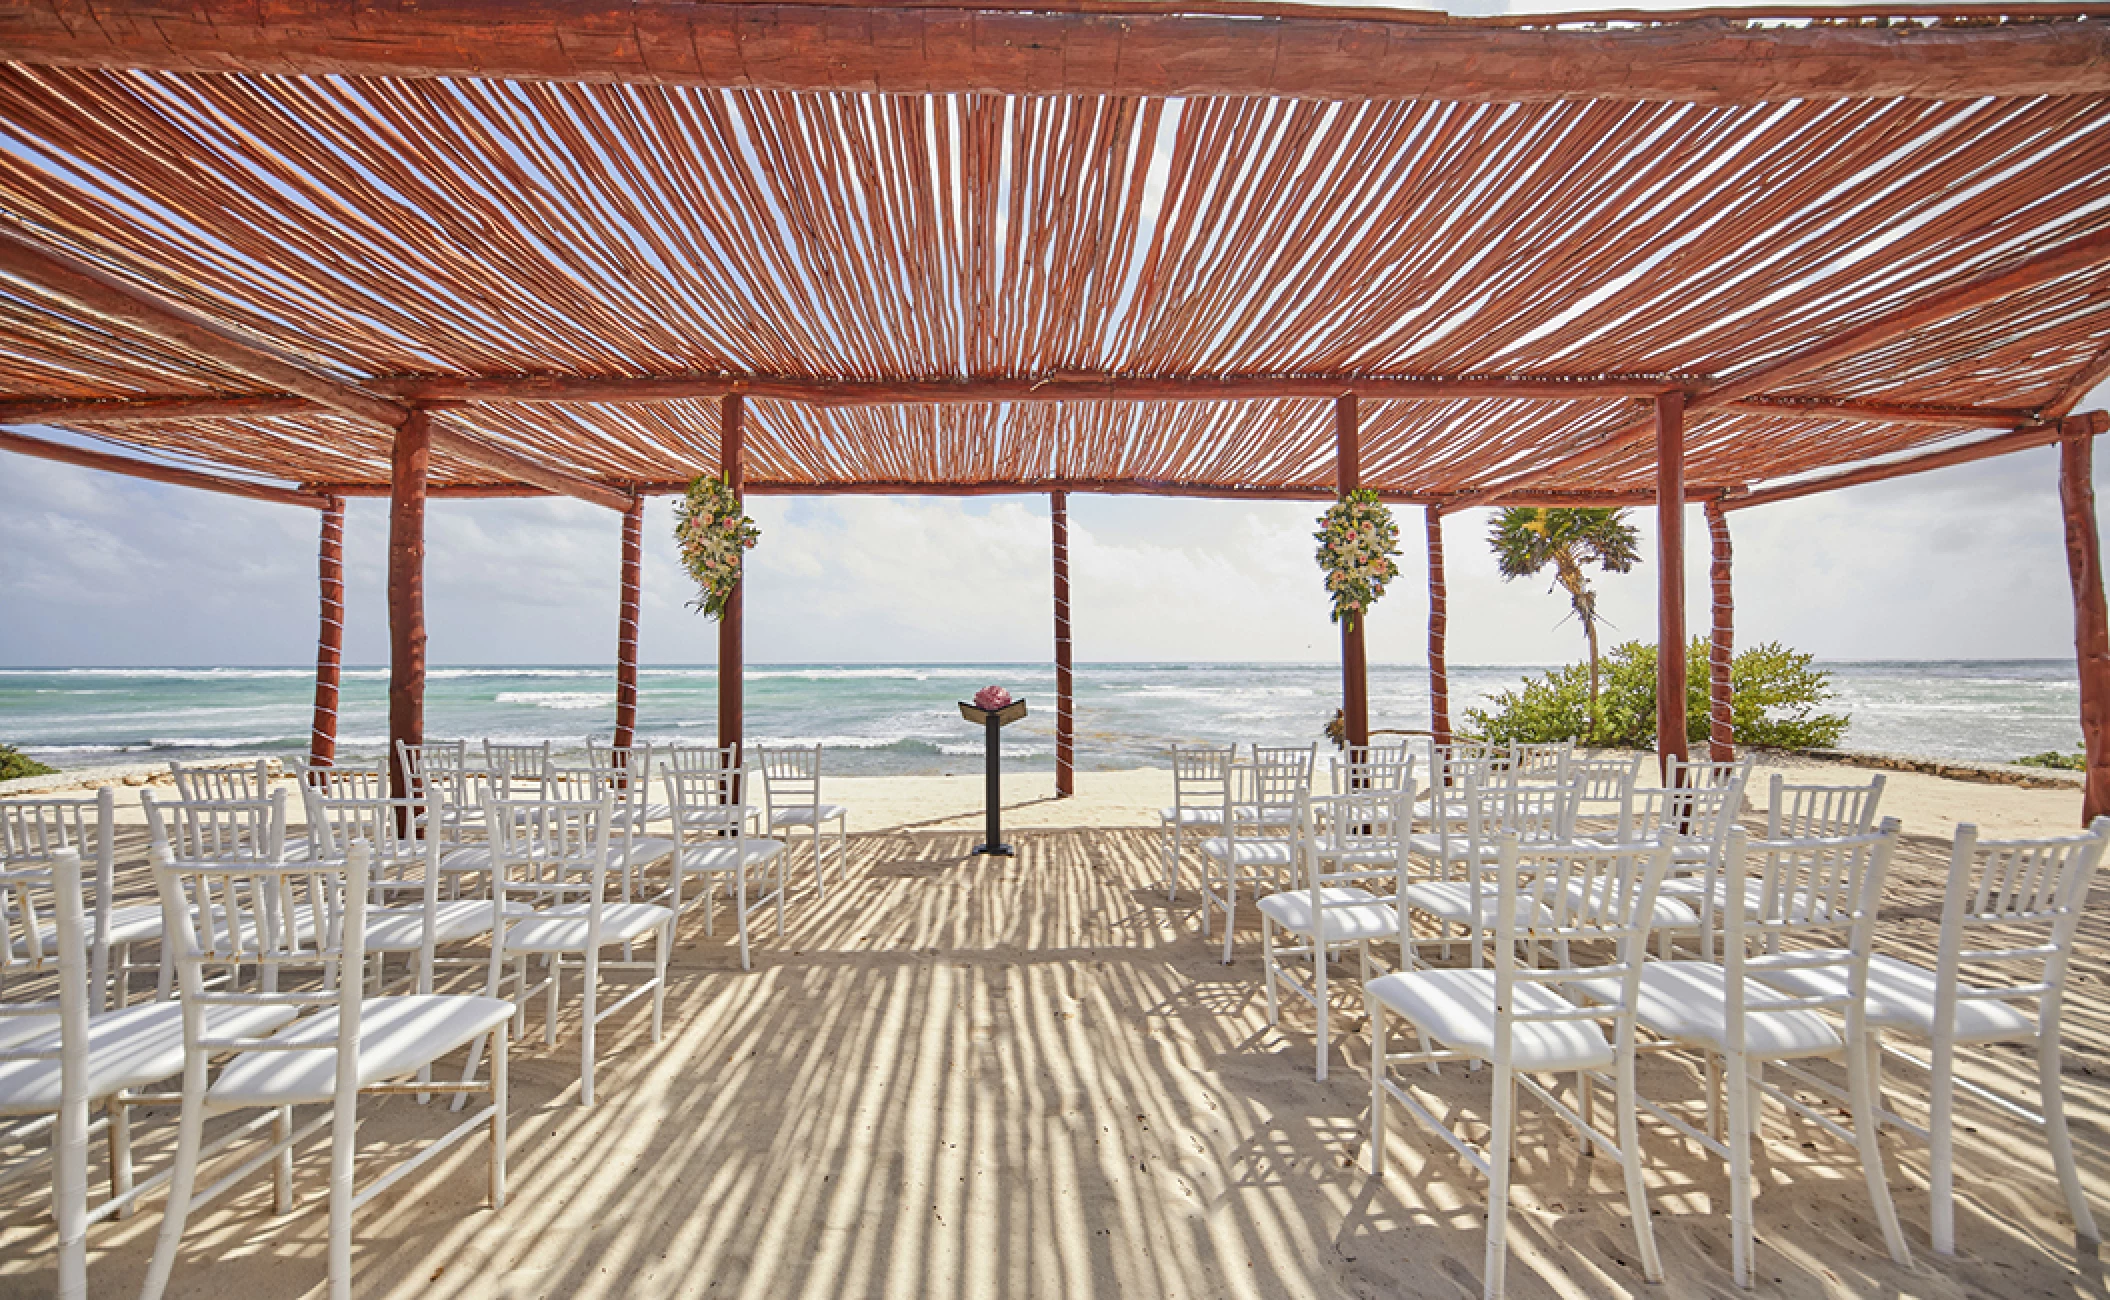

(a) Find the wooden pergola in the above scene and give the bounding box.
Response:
[2,0,2109,817]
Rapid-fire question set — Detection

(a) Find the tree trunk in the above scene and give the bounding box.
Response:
[1584,614,1602,742]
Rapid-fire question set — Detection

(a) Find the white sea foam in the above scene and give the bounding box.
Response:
[494,691,612,710]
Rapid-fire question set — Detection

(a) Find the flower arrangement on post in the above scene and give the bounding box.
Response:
[674,474,760,620]
[1314,488,1402,627]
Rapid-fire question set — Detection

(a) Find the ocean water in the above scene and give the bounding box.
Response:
[0,661,2081,776]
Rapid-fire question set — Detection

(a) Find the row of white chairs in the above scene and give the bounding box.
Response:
[1166,738,2101,1294]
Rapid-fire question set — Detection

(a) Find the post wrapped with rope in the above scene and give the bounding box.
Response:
[308,496,345,768]
[1426,506,1451,748]
[1706,497,1735,763]
[1051,491,1074,798]
[614,494,644,749]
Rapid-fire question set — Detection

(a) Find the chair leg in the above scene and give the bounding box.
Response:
[580,945,599,1107]
[53,1067,87,1300]
[1220,875,1237,966]
[736,867,751,971]
[1168,822,1181,903]
[544,953,561,1047]
[1578,1070,1595,1157]
[1199,855,1212,939]
[328,1057,357,1300]
[107,1094,135,1219]
[1617,1050,1664,1283]
[1368,998,1387,1177]
[1484,1063,1515,1300]
[1315,937,1331,1082]
[138,1055,210,1300]
[2038,1028,2100,1243]
[489,1018,508,1211]
[1851,1033,1911,1266]
[652,922,669,1043]
[273,1106,295,1214]
[1928,1033,1958,1254]
[1726,1049,1754,1289]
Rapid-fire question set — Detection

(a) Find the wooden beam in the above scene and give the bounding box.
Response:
[3,2,2105,103]
[2043,336,2110,423]
[0,426,329,508]
[388,411,431,805]
[0,224,408,430]
[1726,398,2032,428]
[718,395,745,758]
[1051,492,1075,799]
[1725,413,2108,510]
[614,496,645,750]
[1426,506,1451,750]
[424,420,632,511]
[2061,421,2110,824]
[0,395,321,424]
[1335,395,1370,751]
[309,496,346,769]
[1656,392,1690,779]
[1705,498,1735,764]
[1443,228,2110,513]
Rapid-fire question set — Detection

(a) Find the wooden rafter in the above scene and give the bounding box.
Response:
[0,425,327,508]
[1727,411,2109,510]
[2,1,2106,103]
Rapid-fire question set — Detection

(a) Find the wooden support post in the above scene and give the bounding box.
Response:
[1426,506,1452,748]
[1656,392,1690,780]
[308,496,345,769]
[388,411,430,803]
[2059,420,2110,824]
[1705,498,1735,764]
[718,396,745,758]
[614,494,645,750]
[1335,395,1370,749]
[1051,491,1075,798]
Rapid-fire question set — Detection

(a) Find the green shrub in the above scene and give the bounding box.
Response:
[1463,639,1848,751]
[0,743,57,781]
[2015,750,2086,771]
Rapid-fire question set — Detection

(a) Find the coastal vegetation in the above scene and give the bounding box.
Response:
[0,743,57,781]
[1464,639,1848,751]
[1486,507,1642,741]
[2015,750,2086,770]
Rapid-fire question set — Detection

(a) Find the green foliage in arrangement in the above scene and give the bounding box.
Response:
[2015,750,2087,771]
[0,744,57,781]
[1463,639,1849,751]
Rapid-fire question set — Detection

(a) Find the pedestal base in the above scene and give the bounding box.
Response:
[972,843,1016,857]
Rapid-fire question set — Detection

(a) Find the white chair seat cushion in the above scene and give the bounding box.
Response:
[679,807,749,828]
[1367,968,1614,1072]
[1407,833,1498,861]
[364,900,508,950]
[0,1003,300,1114]
[1755,952,2037,1044]
[503,902,673,952]
[104,902,165,944]
[1575,961,1841,1060]
[1197,838,1295,867]
[208,995,515,1109]
[1257,888,1400,943]
[619,836,677,868]
[613,803,672,827]
[769,804,846,828]
[1399,880,1498,924]
[1231,805,1300,827]
[437,845,493,875]
[675,840,785,873]
[1656,877,1837,923]
[1159,807,1227,827]
[1560,880,1700,932]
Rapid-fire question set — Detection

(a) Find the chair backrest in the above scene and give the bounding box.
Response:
[1489,834,1676,1068]
[1,791,118,1015]
[1766,772,1884,840]
[664,759,757,849]
[1621,781,1738,858]
[1432,742,1507,789]
[753,744,823,810]
[300,788,435,889]
[1566,753,1643,828]
[1169,744,1235,809]
[299,763,390,801]
[1669,753,1755,794]
[1500,780,1580,844]
[586,738,653,776]
[1312,780,1415,893]
[397,739,470,795]
[665,742,740,773]
[1330,743,1416,795]
[480,792,615,916]
[1511,741,1574,781]
[1721,822,1901,1053]
[1930,818,2108,1042]
[169,759,272,802]
[482,740,552,794]
[1247,744,1315,807]
[142,789,288,868]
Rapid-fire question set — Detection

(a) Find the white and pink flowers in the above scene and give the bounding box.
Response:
[1314,489,1401,627]
[674,474,760,620]
[972,685,1014,711]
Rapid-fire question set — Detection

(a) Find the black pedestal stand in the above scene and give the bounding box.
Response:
[959,698,1028,857]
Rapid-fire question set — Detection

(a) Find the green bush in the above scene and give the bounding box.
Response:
[0,743,57,781]
[1463,639,1848,751]
[2015,750,2086,771]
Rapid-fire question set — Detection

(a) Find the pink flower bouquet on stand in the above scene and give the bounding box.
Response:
[972,685,1013,712]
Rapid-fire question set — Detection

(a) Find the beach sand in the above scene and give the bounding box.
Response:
[0,760,2100,1298]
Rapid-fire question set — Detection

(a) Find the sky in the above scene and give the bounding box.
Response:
[0,423,2097,669]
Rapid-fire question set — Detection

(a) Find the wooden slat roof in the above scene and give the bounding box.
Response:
[0,4,2107,506]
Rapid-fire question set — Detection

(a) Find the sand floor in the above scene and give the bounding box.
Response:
[0,767,2103,1298]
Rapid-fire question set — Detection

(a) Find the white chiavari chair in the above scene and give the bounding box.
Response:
[1586,824,1912,1288]
[1402,778,1580,969]
[1565,752,1645,838]
[586,738,671,831]
[167,759,272,802]
[753,745,849,899]
[1329,741,1416,795]
[1259,781,1414,1079]
[1510,740,1574,781]
[1756,819,2107,1254]
[0,848,300,1300]
[1367,834,1674,1300]
[1765,771,1884,839]
[397,739,484,846]
[479,791,671,1106]
[138,841,513,1300]
[1198,743,1315,963]
[1158,743,1236,903]
[481,740,551,796]
[665,743,760,836]
[662,761,788,970]
[0,788,141,1011]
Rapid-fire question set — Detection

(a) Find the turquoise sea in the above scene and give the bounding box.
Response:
[0,661,2082,775]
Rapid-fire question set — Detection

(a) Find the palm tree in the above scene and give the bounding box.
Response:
[1489,507,1642,739]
